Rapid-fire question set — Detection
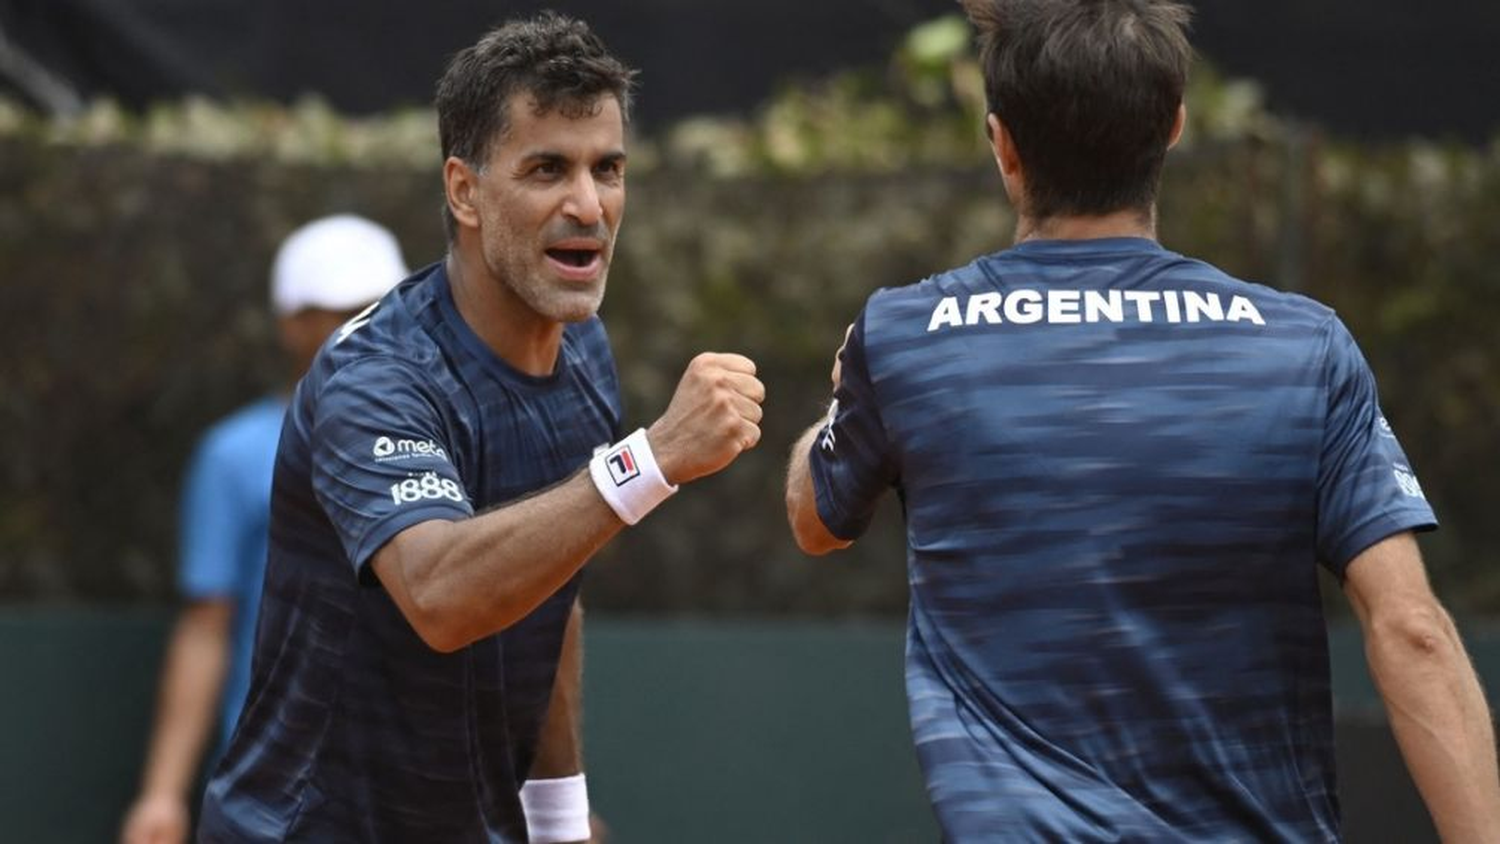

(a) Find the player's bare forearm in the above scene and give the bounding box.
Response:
[375,352,765,653]
[374,472,621,652]
[786,422,851,555]
[531,599,585,779]
[1346,533,1500,841]
[523,602,606,844]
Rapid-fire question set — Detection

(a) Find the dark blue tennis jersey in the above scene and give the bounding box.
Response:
[809,237,1437,842]
[199,262,622,843]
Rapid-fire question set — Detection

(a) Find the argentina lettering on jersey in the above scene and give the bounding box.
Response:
[808,237,1437,842]
[927,287,1266,331]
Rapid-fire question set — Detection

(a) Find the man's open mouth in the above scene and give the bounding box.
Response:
[546,248,598,268]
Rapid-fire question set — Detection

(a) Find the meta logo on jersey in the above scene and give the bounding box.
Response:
[373,436,449,463]
[1393,464,1427,499]
[603,443,641,486]
[926,290,1266,332]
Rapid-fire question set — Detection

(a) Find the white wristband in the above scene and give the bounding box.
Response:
[589,428,678,525]
[520,773,590,843]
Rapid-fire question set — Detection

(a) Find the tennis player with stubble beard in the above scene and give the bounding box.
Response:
[199,13,764,842]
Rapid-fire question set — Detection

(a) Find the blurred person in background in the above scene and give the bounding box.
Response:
[198,13,761,843]
[119,215,408,844]
[786,0,1500,840]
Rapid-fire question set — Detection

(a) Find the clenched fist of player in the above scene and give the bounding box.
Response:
[647,352,765,485]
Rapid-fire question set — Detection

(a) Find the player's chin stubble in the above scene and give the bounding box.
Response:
[509,269,608,324]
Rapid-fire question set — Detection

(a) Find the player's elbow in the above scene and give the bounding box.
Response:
[403,586,473,653]
[788,507,851,556]
[795,530,849,556]
[1370,603,1460,663]
[409,613,469,654]
[416,624,469,654]
[374,529,482,653]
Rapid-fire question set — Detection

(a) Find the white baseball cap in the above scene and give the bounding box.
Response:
[271,214,409,315]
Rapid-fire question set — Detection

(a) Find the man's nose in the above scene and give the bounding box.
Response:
[562,171,603,226]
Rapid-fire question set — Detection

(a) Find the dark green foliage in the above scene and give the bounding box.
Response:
[0,140,447,599]
[2,87,1497,614]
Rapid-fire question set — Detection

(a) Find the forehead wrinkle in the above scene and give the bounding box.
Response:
[490,97,625,168]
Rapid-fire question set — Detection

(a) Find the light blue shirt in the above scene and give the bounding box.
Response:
[178,395,286,749]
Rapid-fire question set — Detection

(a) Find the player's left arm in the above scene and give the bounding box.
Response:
[1344,532,1500,841]
[523,598,598,843]
[532,597,584,779]
[1314,314,1499,836]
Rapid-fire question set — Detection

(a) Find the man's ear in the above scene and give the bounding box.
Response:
[443,156,481,231]
[987,112,1027,215]
[1167,102,1187,150]
[987,113,1022,178]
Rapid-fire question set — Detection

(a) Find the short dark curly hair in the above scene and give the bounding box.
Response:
[962,0,1192,221]
[435,12,637,238]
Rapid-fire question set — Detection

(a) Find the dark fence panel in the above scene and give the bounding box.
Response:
[2,611,1482,843]
[4,0,1494,139]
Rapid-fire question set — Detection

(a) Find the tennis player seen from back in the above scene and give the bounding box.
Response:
[198,13,765,842]
[786,0,1500,841]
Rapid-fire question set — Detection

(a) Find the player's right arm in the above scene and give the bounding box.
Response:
[371,352,763,652]
[786,422,852,555]
[787,323,855,555]
[1344,532,1500,842]
[786,317,893,556]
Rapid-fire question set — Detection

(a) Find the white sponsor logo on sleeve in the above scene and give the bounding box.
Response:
[389,471,466,506]
[1393,464,1427,499]
[373,436,449,463]
[1377,415,1396,439]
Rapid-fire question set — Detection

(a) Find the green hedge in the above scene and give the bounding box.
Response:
[3,35,1497,613]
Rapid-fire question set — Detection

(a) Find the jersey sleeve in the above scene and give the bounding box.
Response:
[1315,317,1437,575]
[807,308,898,540]
[177,431,251,599]
[311,357,474,573]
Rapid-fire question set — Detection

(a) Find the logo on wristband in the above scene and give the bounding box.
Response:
[605,445,640,486]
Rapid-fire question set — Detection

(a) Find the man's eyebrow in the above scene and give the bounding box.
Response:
[518,149,627,166]
[518,150,569,167]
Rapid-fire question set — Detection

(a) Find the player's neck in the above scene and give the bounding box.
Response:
[1013,206,1157,244]
[445,251,564,377]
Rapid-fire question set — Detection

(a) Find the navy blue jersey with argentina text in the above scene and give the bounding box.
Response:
[199,262,622,843]
[808,238,1436,842]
